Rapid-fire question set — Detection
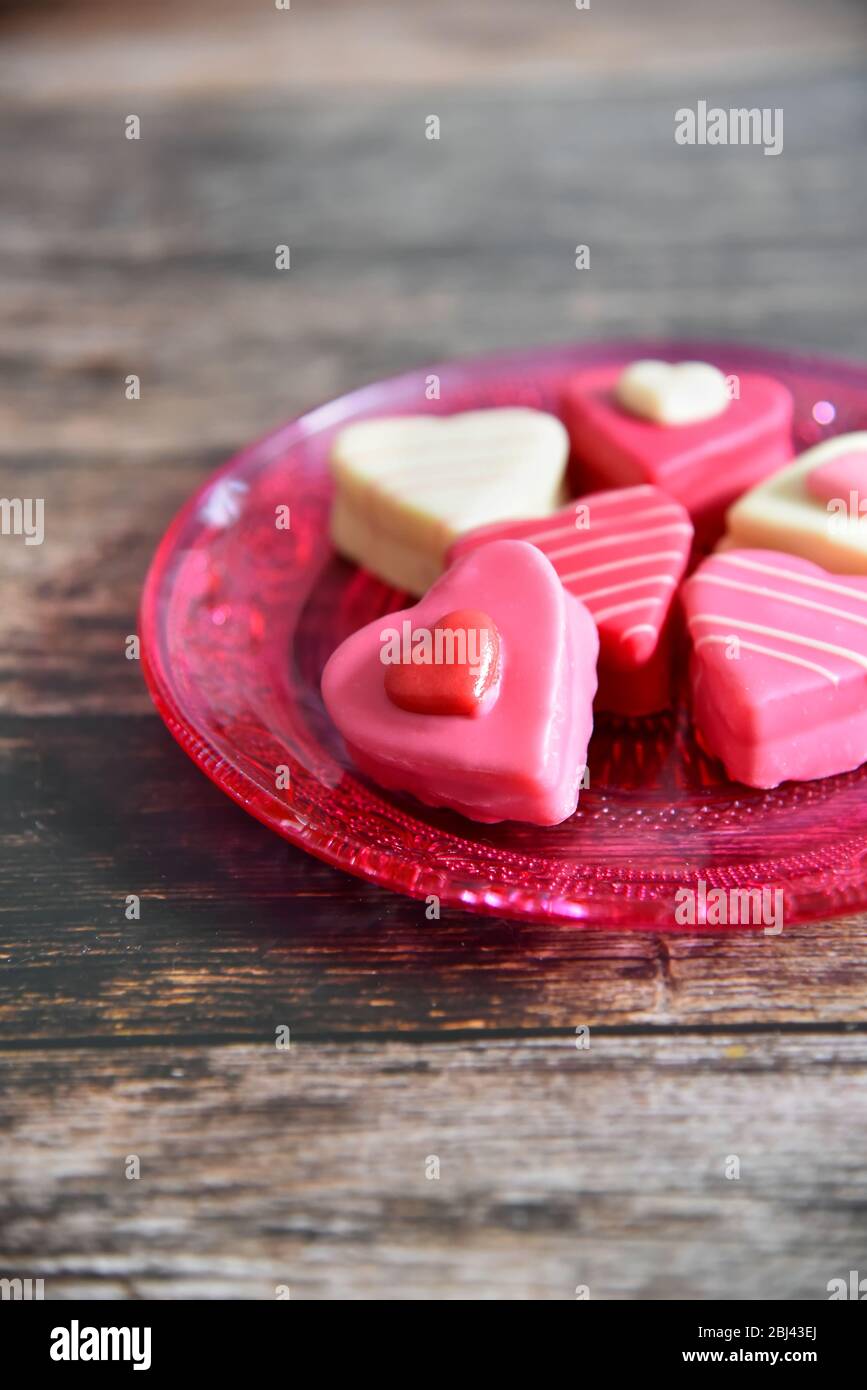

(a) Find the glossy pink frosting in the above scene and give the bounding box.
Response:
[683,548,867,787]
[563,365,793,544]
[322,539,598,824]
[448,484,693,715]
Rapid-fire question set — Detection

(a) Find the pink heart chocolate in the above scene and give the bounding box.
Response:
[683,548,867,787]
[322,539,598,824]
[563,365,793,546]
[449,484,693,715]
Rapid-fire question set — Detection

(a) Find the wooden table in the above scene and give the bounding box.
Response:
[2,0,867,1299]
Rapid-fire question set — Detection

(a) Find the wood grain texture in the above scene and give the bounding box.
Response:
[4,718,867,1043]
[2,1035,866,1300]
[3,0,867,1300]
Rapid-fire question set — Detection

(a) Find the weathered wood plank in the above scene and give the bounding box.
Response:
[1,1035,865,1299]
[3,718,867,1042]
[3,0,865,102]
[0,455,217,715]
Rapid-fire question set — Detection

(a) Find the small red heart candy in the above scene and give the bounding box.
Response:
[383,608,500,716]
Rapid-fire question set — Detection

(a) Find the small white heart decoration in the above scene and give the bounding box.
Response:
[616,359,729,426]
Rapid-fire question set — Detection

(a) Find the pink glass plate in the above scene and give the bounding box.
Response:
[140,340,867,928]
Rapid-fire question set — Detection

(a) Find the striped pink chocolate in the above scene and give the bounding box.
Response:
[448,484,693,715]
[683,548,867,787]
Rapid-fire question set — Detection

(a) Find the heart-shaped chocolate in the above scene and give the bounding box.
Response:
[563,362,793,547]
[683,548,867,787]
[724,432,867,575]
[321,539,598,825]
[449,484,693,715]
[329,408,569,595]
[383,608,500,716]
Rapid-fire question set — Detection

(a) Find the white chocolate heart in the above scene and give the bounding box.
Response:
[329,408,569,594]
[616,359,729,426]
[723,432,867,575]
